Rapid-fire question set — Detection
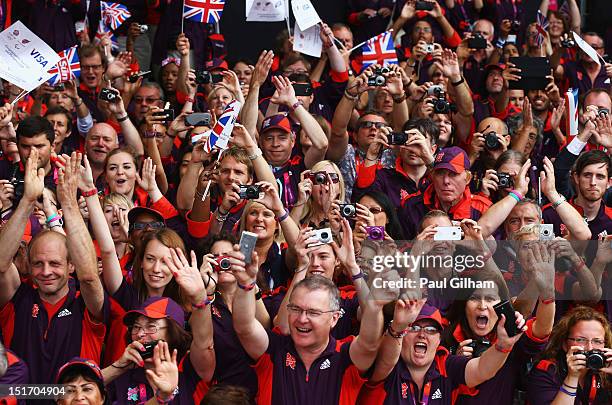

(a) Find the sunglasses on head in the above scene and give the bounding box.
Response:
[359,121,385,129]
[129,221,165,231]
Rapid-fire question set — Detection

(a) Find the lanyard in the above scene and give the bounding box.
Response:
[409,381,432,405]
[138,384,147,405]
[588,374,597,405]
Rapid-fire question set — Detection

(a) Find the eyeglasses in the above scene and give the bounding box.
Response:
[133,97,161,104]
[359,121,385,129]
[407,325,440,335]
[130,221,165,231]
[287,304,337,319]
[414,27,432,33]
[283,69,309,76]
[131,324,167,335]
[81,64,103,71]
[567,337,606,347]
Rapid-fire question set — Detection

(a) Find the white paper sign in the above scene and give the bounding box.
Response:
[291,0,321,31]
[0,21,59,92]
[572,31,602,66]
[246,0,286,22]
[293,23,321,57]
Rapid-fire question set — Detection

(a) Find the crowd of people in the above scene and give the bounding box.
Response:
[0,0,610,404]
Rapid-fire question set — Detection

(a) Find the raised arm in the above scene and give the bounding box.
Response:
[175,34,191,98]
[105,91,145,157]
[320,23,346,73]
[0,149,44,306]
[230,124,277,187]
[391,1,416,41]
[229,246,269,360]
[386,66,409,130]
[523,243,557,339]
[242,51,274,137]
[349,293,388,373]
[57,152,105,321]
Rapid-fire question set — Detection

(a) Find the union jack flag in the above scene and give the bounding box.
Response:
[565,88,579,136]
[204,99,241,153]
[101,2,131,31]
[361,31,398,69]
[183,0,225,24]
[95,20,119,51]
[47,46,80,86]
[535,10,549,48]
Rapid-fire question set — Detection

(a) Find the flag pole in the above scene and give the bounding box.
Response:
[11,90,28,106]
[284,0,291,36]
[347,29,393,54]
[200,151,223,201]
[181,0,185,33]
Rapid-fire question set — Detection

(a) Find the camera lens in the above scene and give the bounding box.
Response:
[375,76,385,86]
[586,351,605,370]
[319,231,330,242]
[314,173,327,184]
[219,257,231,270]
[485,132,500,150]
[342,205,356,217]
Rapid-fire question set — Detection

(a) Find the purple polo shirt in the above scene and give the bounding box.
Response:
[253,330,366,405]
[109,353,208,405]
[527,359,611,404]
[210,296,258,398]
[0,281,108,384]
[359,346,474,404]
[562,60,611,94]
[542,198,612,240]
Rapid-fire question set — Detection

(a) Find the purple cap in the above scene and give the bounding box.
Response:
[260,114,292,134]
[205,58,229,71]
[123,297,185,328]
[413,304,444,330]
[56,358,103,383]
[433,146,470,173]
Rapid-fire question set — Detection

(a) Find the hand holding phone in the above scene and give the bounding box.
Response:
[239,231,258,264]
[493,300,521,338]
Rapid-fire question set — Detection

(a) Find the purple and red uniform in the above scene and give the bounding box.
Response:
[542,198,612,240]
[253,330,366,404]
[0,350,28,405]
[0,281,108,383]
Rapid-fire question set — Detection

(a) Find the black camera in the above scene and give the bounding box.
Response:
[467,33,487,50]
[367,67,389,87]
[196,70,223,85]
[560,37,576,48]
[153,109,175,123]
[9,176,24,203]
[141,340,159,360]
[497,172,514,188]
[338,204,356,218]
[511,20,521,32]
[238,185,261,200]
[99,88,120,103]
[387,132,408,145]
[576,350,607,370]
[484,131,501,150]
[467,339,491,358]
[598,107,609,118]
[53,83,65,91]
[428,87,456,114]
[415,0,434,11]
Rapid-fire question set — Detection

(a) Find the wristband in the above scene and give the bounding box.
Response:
[215,208,229,222]
[386,321,409,339]
[237,280,257,291]
[351,272,365,281]
[185,96,194,103]
[344,89,359,101]
[277,209,289,222]
[509,189,524,200]
[116,114,129,123]
[451,77,465,87]
[559,386,576,397]
[552,196,567,209]
[562,382,578,389]
[573,259,586,273]
[508,192,521,202]
[248,148,263,160]
[46,213,60,224]
[81,188,98,198]
[290,100,303,112]
[540,297,555,305]
[392,93,407,103]
[494,343,512,353]
[143,130,159,139]
[155,389,176,404]
[193,295,215,309]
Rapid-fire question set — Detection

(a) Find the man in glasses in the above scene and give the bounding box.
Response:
[77,45,108,122]
[354,118,438,210]
[131,83,165,125]
[556,32,611,94]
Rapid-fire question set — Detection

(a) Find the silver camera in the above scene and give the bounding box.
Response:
[539,224,554,241]
[139,24,149,34]
[308,228,333,248]
[425,44,435,54]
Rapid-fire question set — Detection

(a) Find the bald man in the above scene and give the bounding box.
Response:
[85,123,119,186]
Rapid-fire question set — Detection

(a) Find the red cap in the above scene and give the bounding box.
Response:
[205,58,228,71]
[413,304,444,330]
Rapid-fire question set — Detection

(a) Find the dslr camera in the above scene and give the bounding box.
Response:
[99,88,120,103]
[428,86,456,114]
[467,33,487,50]
[560,37,575,48]
[575,350,607,370]
[497,172,514,188]
[213,255,232,272]
[466,339,492,358]
[367,67,389,87]
[484,131,501,150]
[338,204,356,218]
[366,226,385,241]
[238,185,261,200]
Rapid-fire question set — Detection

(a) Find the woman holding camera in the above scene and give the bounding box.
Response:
[527,306,612,404]
[440,240,555,405]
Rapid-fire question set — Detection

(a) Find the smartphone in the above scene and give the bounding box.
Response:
[185,112,212,127]
[141,340,158,359]
[508,57,551,91]
[415,0,434,11]
[293,83,313,97]
[539,224,555,241]
[239,231,258,264]
[434,226,462,241]
[128,71,151,83]
[153,109,175,122]
[493,300,521,337]
[467,36,487,50]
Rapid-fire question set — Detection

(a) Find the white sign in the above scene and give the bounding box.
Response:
[246,0,287,22]
[572,31,602,66]
[291,0,321,31]
[293,23,322,57]
[0,21,59,92]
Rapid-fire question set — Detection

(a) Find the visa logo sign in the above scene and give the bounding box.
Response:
[30,49,49,68]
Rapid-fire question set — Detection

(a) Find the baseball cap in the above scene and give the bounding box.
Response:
[128,207,165,226]
[485,63,505,74]
[413,304,444,330]
[205,58,229,71]
[432,146,470,173]
[260,114,292,134]
[123,296,185,328]
[56,358,103,384]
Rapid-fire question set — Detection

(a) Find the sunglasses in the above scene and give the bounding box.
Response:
[359,121,385,129]
[307,171,340,185]
[130,221,165,231]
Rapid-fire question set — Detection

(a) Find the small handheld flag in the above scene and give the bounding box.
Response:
[361,31,398,69]
[183,0,225,24]
[204,100,242,153]
[565,88,579,136]
[101,2,131,31]
[47,46,80,85]
[535,10,549,48]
